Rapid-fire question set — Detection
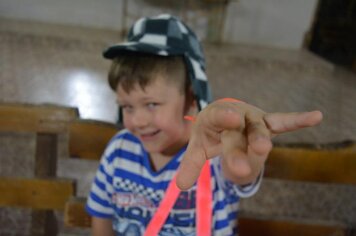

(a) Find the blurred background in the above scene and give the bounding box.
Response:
[1,0,355,143]
[0,0,355,235]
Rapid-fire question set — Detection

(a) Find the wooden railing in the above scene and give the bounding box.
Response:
[0,102,119,235]
[240,141,356,235]
[0,102,80,235]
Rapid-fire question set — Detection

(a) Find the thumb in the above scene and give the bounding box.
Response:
[176,141,207,190]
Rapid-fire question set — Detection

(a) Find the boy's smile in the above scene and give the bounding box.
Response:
[139,130,160,141]
[116,77,194,158]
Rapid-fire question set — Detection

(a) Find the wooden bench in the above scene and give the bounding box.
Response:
[64,197,91,228]
[265,141,356,185]
[64,202,353,235]
[63,141,356,235]
[64,119,119,227]
[0,102,79,132]
[238,217,351,236]
[68,119,120,160]
[0,102,80,178]
[0,177,75,210]
[0,103,79,235]
[0,177,76,236]
[239,141,356,235]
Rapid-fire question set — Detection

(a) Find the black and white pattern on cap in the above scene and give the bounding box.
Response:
[103,14,212,111]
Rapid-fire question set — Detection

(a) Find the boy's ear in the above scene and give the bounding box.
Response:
[184,88,198,115]
[187,99,198,115]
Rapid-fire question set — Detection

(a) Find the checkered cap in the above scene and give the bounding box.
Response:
[103,14,212,110]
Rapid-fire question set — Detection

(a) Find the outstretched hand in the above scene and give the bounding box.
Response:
[176,98,323,190]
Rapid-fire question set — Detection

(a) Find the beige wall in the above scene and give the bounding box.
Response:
[0,0,317,49]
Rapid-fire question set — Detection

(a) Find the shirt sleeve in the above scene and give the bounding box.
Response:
[212,157,263,198]
[86,135,119,218]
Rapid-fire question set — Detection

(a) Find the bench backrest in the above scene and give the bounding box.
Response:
[0,102,79,133]
[265,142,356,184]
[0,177,75,210]
[68,119,119,160]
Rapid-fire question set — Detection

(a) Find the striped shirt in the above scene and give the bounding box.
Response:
[86,129,262,236]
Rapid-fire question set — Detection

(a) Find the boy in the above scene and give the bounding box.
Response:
[86,14,322,236]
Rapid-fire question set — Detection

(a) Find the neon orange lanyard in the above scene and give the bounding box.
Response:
[144,161,212,236]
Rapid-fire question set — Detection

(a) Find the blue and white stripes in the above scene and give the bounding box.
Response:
[86,129,261,235]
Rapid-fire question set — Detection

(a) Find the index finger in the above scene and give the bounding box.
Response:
[264,110,323,134]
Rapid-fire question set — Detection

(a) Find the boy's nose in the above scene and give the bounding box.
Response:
[131,110,150,128]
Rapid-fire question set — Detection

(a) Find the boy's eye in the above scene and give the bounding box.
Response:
[121,105,133,113]
[146,103,158,109]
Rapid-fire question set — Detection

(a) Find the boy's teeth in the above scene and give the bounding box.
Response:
[143,131,158,136]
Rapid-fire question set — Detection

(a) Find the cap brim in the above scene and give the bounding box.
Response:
[103,42,184,59]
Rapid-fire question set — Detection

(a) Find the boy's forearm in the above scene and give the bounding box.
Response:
[91,217,115,236]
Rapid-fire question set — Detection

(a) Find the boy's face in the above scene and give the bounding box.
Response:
[116,77,194,156]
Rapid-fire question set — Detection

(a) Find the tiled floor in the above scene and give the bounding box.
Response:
[0,17,119,122]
